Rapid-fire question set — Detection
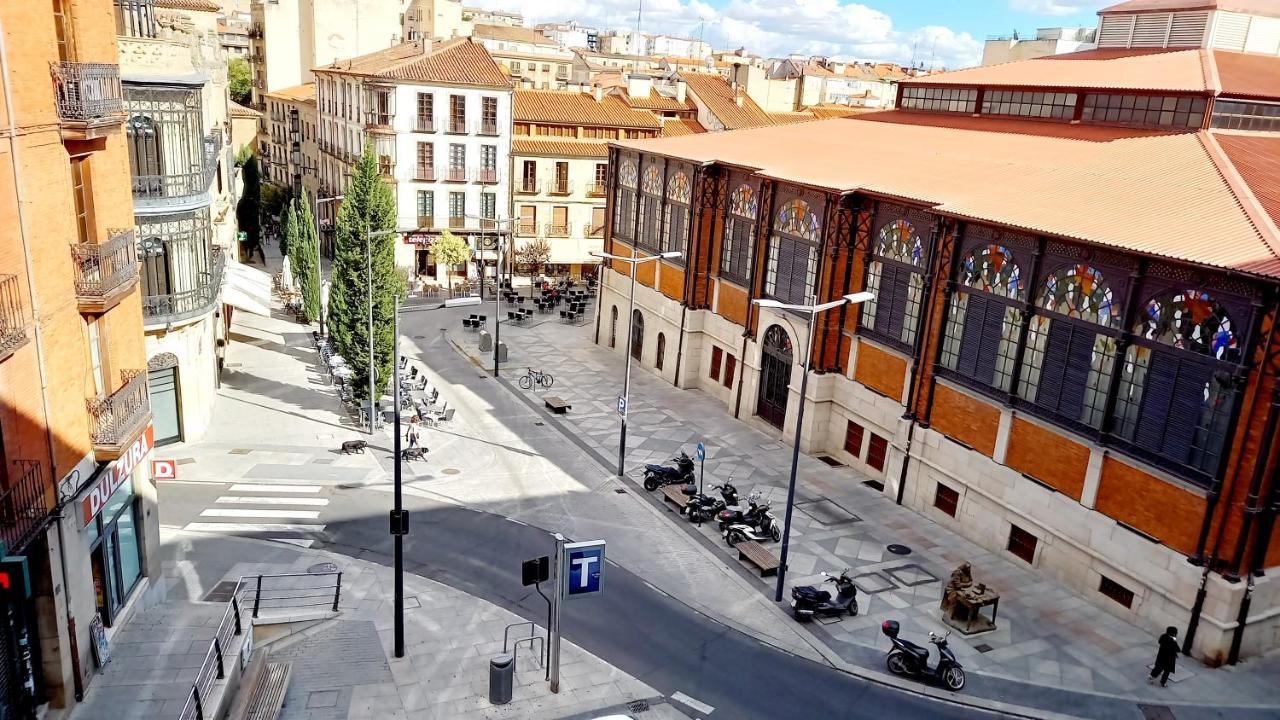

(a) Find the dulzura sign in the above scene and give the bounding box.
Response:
[81,425,154,527]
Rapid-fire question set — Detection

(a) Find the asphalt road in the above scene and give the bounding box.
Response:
[319,493,992,720]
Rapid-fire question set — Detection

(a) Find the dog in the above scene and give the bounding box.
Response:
[341,439,368,454]
[401,447,427,461]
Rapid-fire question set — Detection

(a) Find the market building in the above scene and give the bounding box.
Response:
[597,4,1280,663]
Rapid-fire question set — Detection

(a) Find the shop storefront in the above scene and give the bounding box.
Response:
[77,427,152,628]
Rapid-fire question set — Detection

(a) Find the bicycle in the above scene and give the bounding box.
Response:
[518,367,555,390]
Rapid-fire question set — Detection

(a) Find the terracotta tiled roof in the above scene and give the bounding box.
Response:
[906,48,1212,92]
[679,72,775,130]
[808,104,873,119]
[228,100,261,118]
[514,90,660,128]
[1214,50,1280,99]
[512,138,609,158]
[616,112,1280,278]
[319,39,511,89]
[768,111,817,124]
[155,0,220,11]
[661,118,706,137]
[472,24,557,47]
[621,88,696,112]
[1099,0,1280,17]
[265,83,316,103]
[1215,133,1280,234]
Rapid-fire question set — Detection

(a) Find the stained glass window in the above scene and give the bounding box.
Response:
[667,171,691,204]
[960,245,1023,299]
[861,217,926,348]
[721,185,757,283]
[619,161,637,188]
[775,199,820,242]
[941,245,1026,391]
[729,184,757,219]
[1036,263,1117,327]
[765,199,820,304]
[641,165,662,195]
[1137,290,1237,361]
[877,219,924,266]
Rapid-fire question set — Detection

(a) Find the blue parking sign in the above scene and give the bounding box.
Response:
[562,540,605,600]
[696,442,705,461]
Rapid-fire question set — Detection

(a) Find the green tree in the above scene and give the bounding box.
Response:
[328,146,402,404]
[515,238,551,299]
[295,194,322,323]
[235,152,261,253]
[228,58,252,105]
[281,199,299,269]
[431,230,472,294]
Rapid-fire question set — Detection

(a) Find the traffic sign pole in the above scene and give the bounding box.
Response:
[549,533,565,694]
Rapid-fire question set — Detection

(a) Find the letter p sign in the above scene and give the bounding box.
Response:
[562,540,605,600]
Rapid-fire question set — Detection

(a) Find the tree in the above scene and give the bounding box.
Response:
[281,199,299,268]
[515,238,551,299]
[431,230,472,294]
[294,194,322,323]
[328,145,402,405]
[228,58,252,106]
[235,152,261,254]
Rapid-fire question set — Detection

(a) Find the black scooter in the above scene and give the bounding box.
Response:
[791,570,858,621]
[881,620,966,691]
[643,451,695,491]
[716,491,762,532]
[724,499,781,546]
[683,481,740,523]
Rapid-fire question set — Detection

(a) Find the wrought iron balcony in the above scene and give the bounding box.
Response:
[142,245,224,325]
[0,460,56,554]
[586,183,606,197]
[415,118,435,133]
[0,274,30,363]
[515,179,537,194]
[414,167,435,182]
[87,369,152,461]
[478,122,499,136]
[446,167,467,182]
[72,229,140,313]
[52,62,125,139]
[476,168,499,184]
[365,110,393,131]
[516,220,537,236]
[132,129,222,207]
[545,222,570,238]
[546,179,573,196]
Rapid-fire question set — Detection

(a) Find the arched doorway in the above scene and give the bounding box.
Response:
[630,309,644,361]
[656,332,666,370]
[757,324,792,428]
[609,306,618,348]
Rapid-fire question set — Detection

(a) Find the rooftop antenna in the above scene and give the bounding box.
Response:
[632,0,643,75]
[909,39,918,68]
[927,40,936,72]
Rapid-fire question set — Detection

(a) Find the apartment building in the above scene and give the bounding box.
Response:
[734,56,910,112]
[463,7,523,28]
[314,39,513,284]
[472,23,574,90]
[571,50,660,84]
[403,0,466,42]
[535,21,599,52]
[1,0,158,713]
[261,83,320,213]
[511,89,662,278]
[247,0,408,105]
[598,1,1280,663]
[982,27,1098,65]
[680,72,776,130]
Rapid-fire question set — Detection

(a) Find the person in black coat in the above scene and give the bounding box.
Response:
[1148,626,1179,686]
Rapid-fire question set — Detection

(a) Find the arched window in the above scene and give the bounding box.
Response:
[764,199,820,305]
[636,165,663,252]
[613,161,638,241]
[862,217,927,347]
[720,183,757,283]
[662,171,691,260]
[609,305,618,348]
[630,309,645,361]
[1019,263,1120,429]
[656,332,666,370]
[1113,290,1239,476]
[940,245,1025,391]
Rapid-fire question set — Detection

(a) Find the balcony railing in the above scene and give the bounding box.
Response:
[142,246,224,325]
[546,179,573,195]
[546,222,570,238]
[417,215,433,229]
[585,222,605,238]
[414,167,435,182]
[515,180,537,194]
[0,460,56,554]
[415,118,435,133]
[446,167,467,182]
[52,62,125,134]
[448,216,466,229]
[378,157,395,177]
[586,182,607,197]
[0,274,30,363]
[517,220,537,236]
[72,229,140,312]
[133,130,221,206]
[476,168,498,184]
[365,110,393,129]
[448,120,466,134]
[87,369,152,460]
[478,121,499,136]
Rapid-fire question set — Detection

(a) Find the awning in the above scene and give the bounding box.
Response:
[222,260,272,316]
[547,237,605,265]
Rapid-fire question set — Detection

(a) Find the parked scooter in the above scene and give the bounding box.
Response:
[643,451,695,491]
[683,481,741,523]
[881,620,966,691]
[723,499,782,546]
[791,570,858,621]
[716,491,761,532]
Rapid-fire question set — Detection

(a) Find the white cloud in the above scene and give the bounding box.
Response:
[465,0,986,68]
[1008,0,1107,16]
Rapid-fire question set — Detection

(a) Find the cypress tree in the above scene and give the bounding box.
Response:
[282,200,300,282]
[328,145,401,403]
[295,194,322,323]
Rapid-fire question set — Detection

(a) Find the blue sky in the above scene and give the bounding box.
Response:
[473,0,1114,68]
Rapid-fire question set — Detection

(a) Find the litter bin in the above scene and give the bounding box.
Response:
[495,341,508,363]
[488,654,513,704]
[478,330,492,352]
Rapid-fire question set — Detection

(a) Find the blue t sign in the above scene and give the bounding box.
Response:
[562,540,605,600]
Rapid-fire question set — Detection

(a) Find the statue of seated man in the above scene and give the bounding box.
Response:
[942,561,979,613]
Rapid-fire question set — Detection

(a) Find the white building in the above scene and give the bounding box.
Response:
[313,39,513,287]
[473,23,575,89]
[404,0,466,42]
[536,21,599,51]
[261,83,320,220]
[982,27,1098,65]
[463,6,523,27]
[1095,0,1280,52]
[648,34,711,61]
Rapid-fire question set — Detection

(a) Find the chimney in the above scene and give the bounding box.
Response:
[626,72,652,98]
[593,84,603,101]
[734,92,743,107]
[675,77,686,103]
[421,38,433,55]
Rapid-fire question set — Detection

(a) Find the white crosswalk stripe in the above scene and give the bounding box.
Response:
[214,496,329,506]
[182,482,329,548]
[200,508,320,519]
[228,483,322,493]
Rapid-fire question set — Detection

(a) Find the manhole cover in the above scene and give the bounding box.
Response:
[974,643,994,653]
[796,499,860,526]
[442,468,460,475]
[308,562,338,574]
[863,479,886,492]
[628,699,650,713]
[614,488,627,494]
[887,544,912,555]
[202,580,239,603]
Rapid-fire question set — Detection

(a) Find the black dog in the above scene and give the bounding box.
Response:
[341,440,368,454]
[401,447,427,461]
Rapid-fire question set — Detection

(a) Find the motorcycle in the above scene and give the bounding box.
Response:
[791,570,859,621]
[643,451,695,491]
[683,481,741,523]
[723,499,782,546]
[716,491,764,532]
[881,620,966,691]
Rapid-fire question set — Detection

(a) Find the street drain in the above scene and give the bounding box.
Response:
[202,580,239,603]
[175,458,196,465]
[614,488,627,494]
[338,482,363,489]
[308,562,338,574]
[817,456,844,467]
[863,479,886,492]
[442,468,460,475]
[628,700,650,713]
[974,643,994,653]
[886,544,912,555]
[534,422,545,427]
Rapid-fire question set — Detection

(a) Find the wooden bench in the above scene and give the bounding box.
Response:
[661,485,692,511]
[544,396,571,414]
[228,658,292,720]
[736,540,780,577]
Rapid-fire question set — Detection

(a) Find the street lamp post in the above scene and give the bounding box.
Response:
[466,215,512,378]
[589,249,681,476]
[314,194,344,336]
[366,229,400,433]
[753,291,874,602]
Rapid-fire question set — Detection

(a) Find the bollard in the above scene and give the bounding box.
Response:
[478,330,492,352]
[495,341,508,364]
[488,654,514,705]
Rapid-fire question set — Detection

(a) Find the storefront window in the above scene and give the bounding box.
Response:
[117,509,142,594]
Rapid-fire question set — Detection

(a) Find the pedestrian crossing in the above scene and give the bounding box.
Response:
[181,482,329,548]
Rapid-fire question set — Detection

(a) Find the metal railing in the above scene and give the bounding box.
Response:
[414,167,435,182]
[415,118,435,133]
[586,182,606,197]
[142,246,224,324]
[478,121,499,136]
[448,120,466,134]
[178,572,342,720]
[52,62,124,124]
[365,110,393,128]
[448,216,466,229]
[516,220,537,236]
[545,223,570,238]
[133,130,221,205]
[585,222,604,238]
[115,0,157,39]
[546,179,572,195]
[72,229,139,303]
[87,369,151,450]
[0,274,28,361]
[476,168,498,184]
[515,180,537,194]
[446,167,467,182]
[0,460,55,555]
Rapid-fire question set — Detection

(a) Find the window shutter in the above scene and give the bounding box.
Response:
[1134,351,1212,465]
[1034,320,1073,412]
[885,265,911,343]
[774,237,797,300]
[955,294,1003,384]
[1060,328,1094,421]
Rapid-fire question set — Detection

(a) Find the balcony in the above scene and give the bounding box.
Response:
[448,216,466,229]
[142,246,224,325]
[365,110,393,132]
[0,460,56,554]
[516,220,537,236]
[445,167,467,182]
[378,156,395,177]
[586,182,607,197]
[86,369,152,461]
[546,179,573,196]
[0,274,30,364]
[417,215,434,229]
[545,222,570,238]
[415,118,435,133]
[447,120,466,134]
[52,62,125,140]
[414,167,436,182]
[476,168,499,184]
[585,222,605,238]
[515,180,538,194]
[72,229,140,313]
[478,122,499,136]
[133,130,221,208]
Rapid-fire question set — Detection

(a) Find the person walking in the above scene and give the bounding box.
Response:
[406,416,421,450]
[1148,626,1179,686]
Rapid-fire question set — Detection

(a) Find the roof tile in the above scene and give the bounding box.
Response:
[908,48,1211,92]
[317,39,511,89]
[472,24,558,47]
[661,117,707,136]
[512,138,608,158]
[514,90,660,128]
[679,72,774,130]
